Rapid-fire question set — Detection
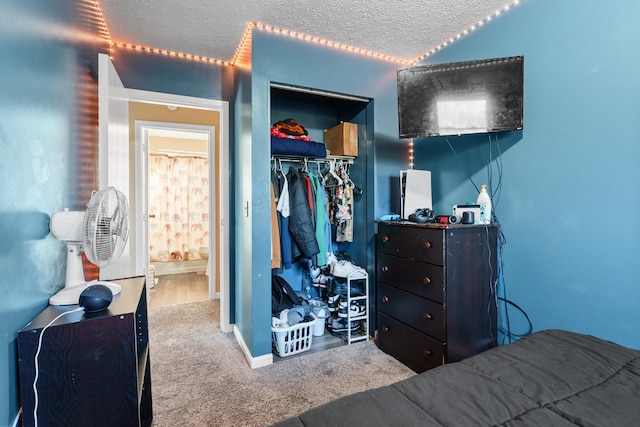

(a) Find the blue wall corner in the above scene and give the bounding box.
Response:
[412,0,640,348]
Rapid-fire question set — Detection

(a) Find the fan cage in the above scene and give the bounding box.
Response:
[83,187,129,267]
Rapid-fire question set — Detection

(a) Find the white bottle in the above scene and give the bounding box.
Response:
[476,184,492,224]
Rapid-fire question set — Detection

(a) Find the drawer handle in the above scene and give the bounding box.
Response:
[424,313,433,321]
[422,277,431,285]
[383,326,390,333]
[381,265,389,272]
[423,241,432,249]
[382,235,389,243]
[382,296,390,303]
[424,350,432,358]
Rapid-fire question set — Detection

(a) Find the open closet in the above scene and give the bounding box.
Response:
[269,83,374,359]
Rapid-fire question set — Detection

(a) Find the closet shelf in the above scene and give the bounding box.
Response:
[271,154,355,165]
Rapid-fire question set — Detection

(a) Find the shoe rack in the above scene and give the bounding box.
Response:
[345,270,368,344]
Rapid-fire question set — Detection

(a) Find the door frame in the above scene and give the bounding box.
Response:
[135,120,215,286]
[128,89,231,333]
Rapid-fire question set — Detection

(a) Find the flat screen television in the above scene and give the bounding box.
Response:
[398,55,524,138]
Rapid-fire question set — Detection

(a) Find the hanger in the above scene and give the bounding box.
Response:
[329,160,343,185]
[314,162,324,182]
[338,161,363,195]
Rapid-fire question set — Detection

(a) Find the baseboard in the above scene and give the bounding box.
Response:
[152,260,207,276]
[233,325,273,369]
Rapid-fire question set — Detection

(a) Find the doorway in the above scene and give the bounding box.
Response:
[128,90,231,333]
[139,123,213,308]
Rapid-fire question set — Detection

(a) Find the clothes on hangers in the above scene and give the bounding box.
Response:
[276,169,293,270]
[271,156,360,270]
[270,182,281,269]
[326,165,354,242]
[308,172,330,266]
[287,167,320,259]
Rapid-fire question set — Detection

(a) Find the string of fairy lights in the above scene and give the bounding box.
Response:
[412,0,521,63]
[91,0,522,67]
[90,0,521,166]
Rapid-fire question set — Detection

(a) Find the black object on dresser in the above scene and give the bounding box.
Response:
[18,277,152,427]
[376,222,498,373]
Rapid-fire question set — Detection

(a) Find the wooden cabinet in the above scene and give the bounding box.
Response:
[18,277,152,427]
[376,222,498,372]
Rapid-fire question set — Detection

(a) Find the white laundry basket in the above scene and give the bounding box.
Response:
[271,313,317,357]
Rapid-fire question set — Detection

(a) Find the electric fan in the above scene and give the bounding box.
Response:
[49,187,129,305]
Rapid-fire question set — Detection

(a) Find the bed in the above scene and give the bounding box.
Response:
[271,329,640,426]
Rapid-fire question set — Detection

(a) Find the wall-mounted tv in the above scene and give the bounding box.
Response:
[398,55,524,139]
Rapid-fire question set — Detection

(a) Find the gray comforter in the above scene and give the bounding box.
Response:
[272,329,640,426]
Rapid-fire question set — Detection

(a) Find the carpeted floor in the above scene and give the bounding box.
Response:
[148,300,416,426]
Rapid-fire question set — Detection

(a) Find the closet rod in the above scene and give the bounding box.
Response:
[271,155,354,165]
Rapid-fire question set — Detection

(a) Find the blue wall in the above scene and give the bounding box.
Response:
[112,49,229,100]
[7,5,635,425]
[0,1,108,424]
[237,31,404,357]
[413,0,640,348]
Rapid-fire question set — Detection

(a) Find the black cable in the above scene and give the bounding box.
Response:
[491,134,505,208]
[445,137,480,193]
[498,296,533,341]
[496,228,512,345]
[446,133,531,346]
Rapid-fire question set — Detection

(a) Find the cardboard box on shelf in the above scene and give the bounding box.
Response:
[324,122,358,157]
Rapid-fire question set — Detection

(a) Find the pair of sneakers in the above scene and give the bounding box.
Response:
[329,277,365,296]
[328,315,360,332]
[331,260,367,279]
[327,293,341,313]
[338,299,366,319]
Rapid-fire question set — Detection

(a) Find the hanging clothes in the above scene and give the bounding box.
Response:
[270,182,281,269]
[276,170,293,269]
[336,184,353,242]
[329,165,354,243]
[307,171,331,266]
[286,167,320,259]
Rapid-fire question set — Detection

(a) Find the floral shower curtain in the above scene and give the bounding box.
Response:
[148,153,209,262]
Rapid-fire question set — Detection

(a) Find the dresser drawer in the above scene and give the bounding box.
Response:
[377,283,445,341]
[377,224,445,266]
[377,312,445,373]
[376,253,445,303]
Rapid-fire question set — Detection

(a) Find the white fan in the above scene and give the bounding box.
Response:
[49,187,129,305]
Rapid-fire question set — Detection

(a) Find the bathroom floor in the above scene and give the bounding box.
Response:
[148,272,209,309]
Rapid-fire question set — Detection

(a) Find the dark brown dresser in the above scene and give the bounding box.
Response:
[18,277,152,427]
[376,221,498,373]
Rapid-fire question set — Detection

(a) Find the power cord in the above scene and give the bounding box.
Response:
[11,407,22,427]
[446,133,532,345]
[32,307,84,426]
[498,297,533,343]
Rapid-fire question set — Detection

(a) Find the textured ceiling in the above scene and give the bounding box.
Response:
[98,0,518,64]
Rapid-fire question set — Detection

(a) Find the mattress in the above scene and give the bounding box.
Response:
[271,329,640,426]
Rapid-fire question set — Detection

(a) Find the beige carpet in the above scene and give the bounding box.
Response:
[148,300,416,427]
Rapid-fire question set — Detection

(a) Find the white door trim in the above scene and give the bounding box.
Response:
[135,120,215,291]
[128,89,231,333]
[98,53,135,281]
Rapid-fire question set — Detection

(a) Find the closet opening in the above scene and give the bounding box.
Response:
[269,83,373,361]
